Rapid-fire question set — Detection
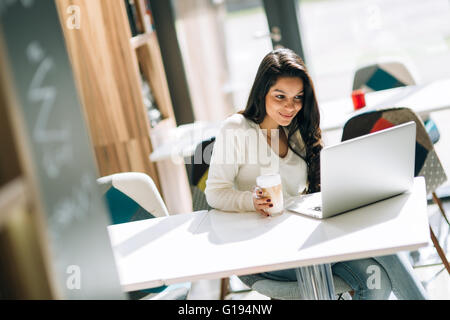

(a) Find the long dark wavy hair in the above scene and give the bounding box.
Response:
[241,48,323,193]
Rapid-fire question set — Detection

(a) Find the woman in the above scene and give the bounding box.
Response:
[205,48,427,300]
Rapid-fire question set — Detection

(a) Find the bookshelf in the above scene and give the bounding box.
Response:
[130,32,153,49]
[55,0,192,214]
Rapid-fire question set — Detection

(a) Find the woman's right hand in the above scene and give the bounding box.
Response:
[253,187,273,217]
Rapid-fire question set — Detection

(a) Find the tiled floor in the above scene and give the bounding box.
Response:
[188,110,450,300]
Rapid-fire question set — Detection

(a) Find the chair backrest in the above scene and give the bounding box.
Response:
[97,172,188,298]
[353,62,416,92]
[190,137,215,211]
[97,172,169,224]
[341,107,447,195]
[353,61,440,144]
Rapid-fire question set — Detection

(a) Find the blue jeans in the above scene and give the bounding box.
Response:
[259,253,428,300]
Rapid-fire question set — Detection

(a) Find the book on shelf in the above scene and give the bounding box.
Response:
[140,71,162,128]
[124,0,144,36]
[143,0,155,32]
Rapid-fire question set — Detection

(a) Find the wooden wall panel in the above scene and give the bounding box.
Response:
[58,0,128,145]
[55,0,160,189]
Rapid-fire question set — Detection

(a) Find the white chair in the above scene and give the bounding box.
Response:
[97,172,191,299]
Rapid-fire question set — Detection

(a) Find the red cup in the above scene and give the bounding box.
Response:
[351,89,366,110]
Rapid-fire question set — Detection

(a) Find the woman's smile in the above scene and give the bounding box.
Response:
[279,112,295,119]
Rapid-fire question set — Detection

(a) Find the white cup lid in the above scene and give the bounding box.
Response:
[256,173,281,188]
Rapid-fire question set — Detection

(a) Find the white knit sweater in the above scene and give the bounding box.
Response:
[205,114,308,212]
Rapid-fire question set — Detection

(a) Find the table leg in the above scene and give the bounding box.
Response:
[295,264,335,300]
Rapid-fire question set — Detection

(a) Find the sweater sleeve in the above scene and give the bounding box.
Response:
[205,117,255,212]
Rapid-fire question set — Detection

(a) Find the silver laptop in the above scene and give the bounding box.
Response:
[285,121,416,219]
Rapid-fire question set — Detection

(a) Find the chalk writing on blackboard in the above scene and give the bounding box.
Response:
[26,40,94,290]
[27,41,73,179]
[49,173,94,237]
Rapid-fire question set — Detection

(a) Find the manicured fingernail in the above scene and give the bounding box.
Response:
[266,199,271,202]
[269,204,273,207]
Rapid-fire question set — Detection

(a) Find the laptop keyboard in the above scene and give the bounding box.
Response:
[285,193,323,216]
[298,193,322,211]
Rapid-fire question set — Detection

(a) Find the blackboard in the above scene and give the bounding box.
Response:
[0,0,125,299]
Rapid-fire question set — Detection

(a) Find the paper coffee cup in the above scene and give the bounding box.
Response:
[256,174,284,216]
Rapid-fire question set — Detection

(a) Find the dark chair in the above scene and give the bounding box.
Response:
[190,137,215,212]
[342,107,450,274]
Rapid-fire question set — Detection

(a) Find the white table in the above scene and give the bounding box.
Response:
[320,78,450,132]
[107,177,430,298]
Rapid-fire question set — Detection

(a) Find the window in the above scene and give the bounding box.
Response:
[172,0,272,120]
[298,0,450,103]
